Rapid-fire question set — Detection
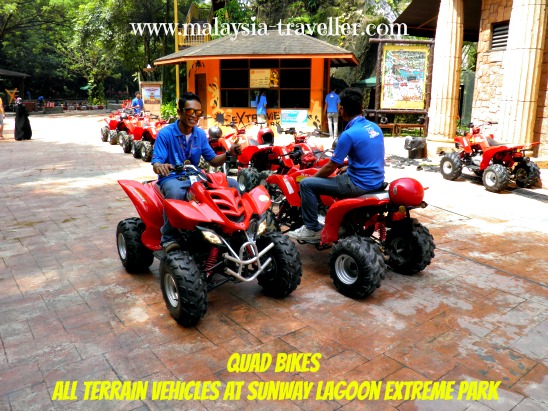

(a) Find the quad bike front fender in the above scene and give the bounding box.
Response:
[242,185,271,215]
[322,197,390,244]
[265,174,302,206]
[238,146,259,165]
[118,180,164,249]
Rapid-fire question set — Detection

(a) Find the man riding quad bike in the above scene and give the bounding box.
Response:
[117,164,302,327]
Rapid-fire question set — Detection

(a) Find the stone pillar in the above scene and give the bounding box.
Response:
[499,0,547,146]
[427,0,464,154]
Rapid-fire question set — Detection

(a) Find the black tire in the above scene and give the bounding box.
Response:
[482,163,510,192]
[258,170,274,187]
[122,134,133,154]
[160,250,207,327]
[329,236,385,298]
[256,232,302,297]
[237,168,260,192]
[132,140,142,159]
[118,131,129,148]
[140,140,153,162]
[108,130,119,145]
[101,126,109,142]
[514,162,540,188]
[385,220,435,275]
[439,152,462,180]
[116,218,154,273]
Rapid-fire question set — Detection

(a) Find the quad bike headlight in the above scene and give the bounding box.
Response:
[257,218,268,236]
[201,230,223,245]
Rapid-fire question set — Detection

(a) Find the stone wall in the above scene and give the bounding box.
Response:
[471,0,513,128]
[536,30,548,157]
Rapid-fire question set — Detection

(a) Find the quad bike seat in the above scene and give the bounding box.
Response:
[356,182,389,200]
[486,137,504,146]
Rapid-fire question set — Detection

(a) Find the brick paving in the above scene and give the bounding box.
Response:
[0,112,546,410]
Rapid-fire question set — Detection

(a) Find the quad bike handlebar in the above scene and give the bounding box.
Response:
[173,163,212,184]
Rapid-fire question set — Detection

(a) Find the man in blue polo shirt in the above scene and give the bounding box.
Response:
[324,87,340,140]
[132,91,144,115]
[288,88,385,241]
[152,92,241,253]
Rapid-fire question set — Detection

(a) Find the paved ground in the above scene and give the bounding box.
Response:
[0,112,547,411]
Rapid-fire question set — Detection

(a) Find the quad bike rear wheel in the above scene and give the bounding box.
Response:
[514,162,540,188]
[108,130,119,145]
[440,152,462,180]
[385,219,435,275]
[132,140,142,159]
[116,218,154,273]
[237,168,260,193]
[258,170,274,187]
[256,232,301,297]
[101,126,109,142]
[482,163,510,192]
[329,236,385,298]
[140,141,153,162]
[160,250,207,327]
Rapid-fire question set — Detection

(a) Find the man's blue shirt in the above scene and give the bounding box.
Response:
[152,121,216,185]
[256,95,267,115]
[325,92,340,113]
[331,116,385,191]
[132,97,144,114]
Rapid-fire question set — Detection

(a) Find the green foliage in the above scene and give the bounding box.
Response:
[161,100,178,118]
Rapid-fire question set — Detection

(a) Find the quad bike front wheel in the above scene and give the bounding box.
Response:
[140,141,153,162]
[237,168,260,193]
[329,236,385,298]
[256,232,302,297]
[116,218,154,273]
[100,126,110,142]
[385,220,435,275]
[118,131,129,149]
[483,164,510,192]
[160,250,207,327]
[122,134,133,154]
[132,140,142,159]
[439,152,462,180]
[108,130,119,145]
[514,162,541,188]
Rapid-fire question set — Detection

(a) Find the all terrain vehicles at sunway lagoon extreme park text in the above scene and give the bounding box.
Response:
[116,164,302,327]
[439,121,541,192]
[266,166,436,298]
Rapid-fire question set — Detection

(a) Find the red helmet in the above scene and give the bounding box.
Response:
[257,127,274,145]
[389,178,424,206]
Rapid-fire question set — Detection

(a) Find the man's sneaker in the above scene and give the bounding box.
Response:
[163,241,180,253]
[287,225,321,241]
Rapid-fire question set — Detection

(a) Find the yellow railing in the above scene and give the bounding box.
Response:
[177,4,214,49]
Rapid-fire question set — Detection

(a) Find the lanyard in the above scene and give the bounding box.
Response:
[177,133,194,162]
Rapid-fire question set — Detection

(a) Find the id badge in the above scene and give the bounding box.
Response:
[189,175,198,185]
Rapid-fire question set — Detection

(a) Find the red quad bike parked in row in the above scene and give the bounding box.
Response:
[116,164,302,326]
[122,114,170,161]
[266,170,435,298]
[236,127,327,193]
[100,108,134,145]
[440,121,541,192]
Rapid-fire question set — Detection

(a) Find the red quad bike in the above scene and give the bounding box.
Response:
[236,127,326,193]
[122,114,170,161]
[100,108,134,145]
[266,170,435,298]
[440,121,541,192]
[116,164,302,327]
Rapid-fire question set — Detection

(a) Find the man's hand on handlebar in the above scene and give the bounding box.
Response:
[336,166,348,175]
[229,143,242,157]
[153,163,174,177]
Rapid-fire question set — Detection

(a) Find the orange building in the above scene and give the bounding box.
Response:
[154,30,357,134]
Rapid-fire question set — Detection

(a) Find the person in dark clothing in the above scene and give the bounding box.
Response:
[14,98,32,141]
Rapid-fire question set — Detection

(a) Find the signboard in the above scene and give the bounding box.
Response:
[380,45,429,110]
[140,81,162,117]
[280,109,308,129]
[250,69,280,89]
